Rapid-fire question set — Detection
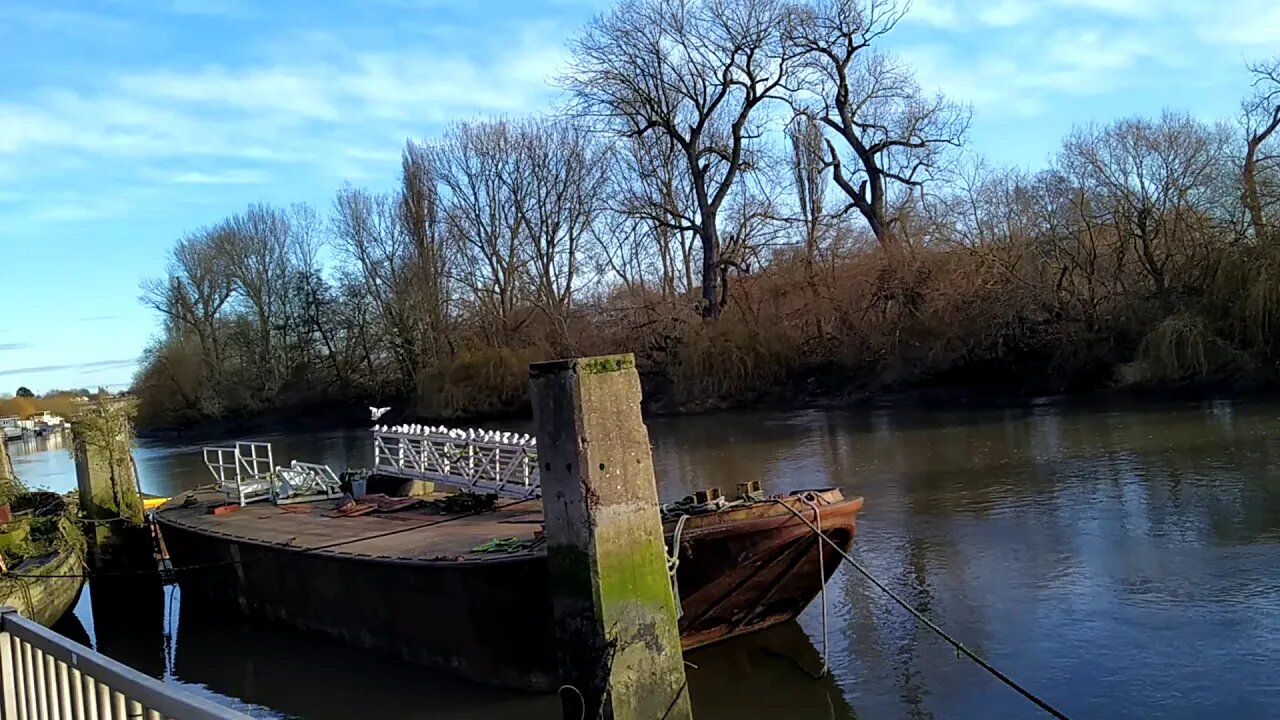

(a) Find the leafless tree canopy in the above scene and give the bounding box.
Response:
[564,0,797,318]
[789,0,971,249]
[131,10,1280,427]
[1243,58,1280,239]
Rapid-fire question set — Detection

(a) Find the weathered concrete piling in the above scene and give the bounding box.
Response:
[72,400,151,572]
[530,354,693,720]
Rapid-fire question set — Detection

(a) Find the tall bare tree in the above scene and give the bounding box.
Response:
[1242,58,1280,240]
[431,120,529,342]
[331,185,423,393]
[609,133,699,299]
[565,0,797,319]
[139,227,234,400]
[511,120,611,348]
[401,139,452,369]
[790,0,970,249]
[788,112,830,282]
[219,203,303,397]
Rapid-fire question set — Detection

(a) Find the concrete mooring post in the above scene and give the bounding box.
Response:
[72,400,151,573]
[530,354,692,720]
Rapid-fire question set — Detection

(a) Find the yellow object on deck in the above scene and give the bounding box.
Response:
[142,496,169,511]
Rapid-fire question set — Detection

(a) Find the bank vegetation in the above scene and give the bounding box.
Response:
[131,0,1280,430]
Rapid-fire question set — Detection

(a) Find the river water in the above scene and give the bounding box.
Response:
[9,398,1280,719]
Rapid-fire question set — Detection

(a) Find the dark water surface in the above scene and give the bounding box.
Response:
[11,398,1280,719]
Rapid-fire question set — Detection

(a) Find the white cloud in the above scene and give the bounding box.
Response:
[165,169,271,185]
[0,32,570,184]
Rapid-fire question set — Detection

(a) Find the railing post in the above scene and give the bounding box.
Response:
[0,606,18,720]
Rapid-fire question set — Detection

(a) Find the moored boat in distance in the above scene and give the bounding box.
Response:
[0,417,23,443]
[155,426,863,691]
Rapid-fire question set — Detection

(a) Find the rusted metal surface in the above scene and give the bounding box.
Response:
[154,488,862,691]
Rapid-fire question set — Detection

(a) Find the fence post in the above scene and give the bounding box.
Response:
[530,355,692,720]
[0,606,17,720]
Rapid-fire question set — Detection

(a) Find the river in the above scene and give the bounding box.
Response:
[9,397,1280,719]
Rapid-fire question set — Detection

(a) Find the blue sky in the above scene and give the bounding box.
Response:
[0,0,1275,394]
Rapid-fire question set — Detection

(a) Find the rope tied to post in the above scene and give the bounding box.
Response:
[772,497,1074,720]
[667,514,690,619]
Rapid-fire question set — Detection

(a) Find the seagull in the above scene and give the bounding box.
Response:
[370,406,391,422]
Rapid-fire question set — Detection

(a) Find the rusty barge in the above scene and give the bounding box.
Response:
[154,426,862,691]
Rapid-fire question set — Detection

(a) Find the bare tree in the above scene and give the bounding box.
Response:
[401,139,453,368]
[790,0,970,249]
[510,119,611,349]
[610,132,699,299]
[565,0,797,319]
[787,112,830,282]
[218,203,297,397]
[139,227,234,400]
[1242,58,1280,240]
[331,185,423,393]
[1059,112,1235,295]
[431,120,529,342]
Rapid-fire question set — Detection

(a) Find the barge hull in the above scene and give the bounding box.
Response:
[157,491,860,691]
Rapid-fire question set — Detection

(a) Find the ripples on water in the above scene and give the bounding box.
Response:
[12,397,1280,719]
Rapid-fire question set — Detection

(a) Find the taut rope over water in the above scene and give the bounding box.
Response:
[775,495,1073,720]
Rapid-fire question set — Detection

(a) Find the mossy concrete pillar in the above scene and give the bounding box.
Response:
[0,441,15,496]
[530,354,692,720]
[72,402,150,572]
[0,441,11,482]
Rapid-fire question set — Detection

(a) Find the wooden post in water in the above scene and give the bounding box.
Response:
[530,354,692,720]
[71,399,150,572]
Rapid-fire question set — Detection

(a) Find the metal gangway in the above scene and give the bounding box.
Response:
[372,424,540,499]
[0,606,251,720]
[203,441,343,507]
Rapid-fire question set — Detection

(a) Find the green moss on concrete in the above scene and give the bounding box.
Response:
[581,354,635,375]
[595,533,678,617]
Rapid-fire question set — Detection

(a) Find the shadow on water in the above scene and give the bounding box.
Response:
[173,600,559,720]
[168,600,852,720]
[685,623,856,720]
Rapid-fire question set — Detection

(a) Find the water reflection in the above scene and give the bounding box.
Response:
[11,397,1280,718]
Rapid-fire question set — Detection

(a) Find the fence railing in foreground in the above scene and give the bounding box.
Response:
[0,607,252,720]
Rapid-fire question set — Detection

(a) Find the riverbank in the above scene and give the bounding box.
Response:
[135,368,1280,442]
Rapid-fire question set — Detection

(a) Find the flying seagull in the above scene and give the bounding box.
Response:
[370,406,391,422]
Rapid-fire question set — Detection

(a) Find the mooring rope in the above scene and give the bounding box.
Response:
[772,496,1073,720]
[666,514,690,619]
[798,493,830,678]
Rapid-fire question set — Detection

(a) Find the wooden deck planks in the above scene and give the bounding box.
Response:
[155,489,544,562]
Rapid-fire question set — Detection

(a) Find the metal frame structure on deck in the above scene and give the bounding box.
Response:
[373,430,541,499]
[202,442,341,506]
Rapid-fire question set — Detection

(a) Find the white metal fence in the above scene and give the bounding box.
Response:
[0,606,251,720]
[372,425,541,499]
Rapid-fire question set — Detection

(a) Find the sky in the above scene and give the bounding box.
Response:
[0,0,1276,394]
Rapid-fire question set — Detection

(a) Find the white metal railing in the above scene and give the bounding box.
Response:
[372,425,540,499]
[202,443,341,507]
[202,443,273,506]
[0,606,251,720]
